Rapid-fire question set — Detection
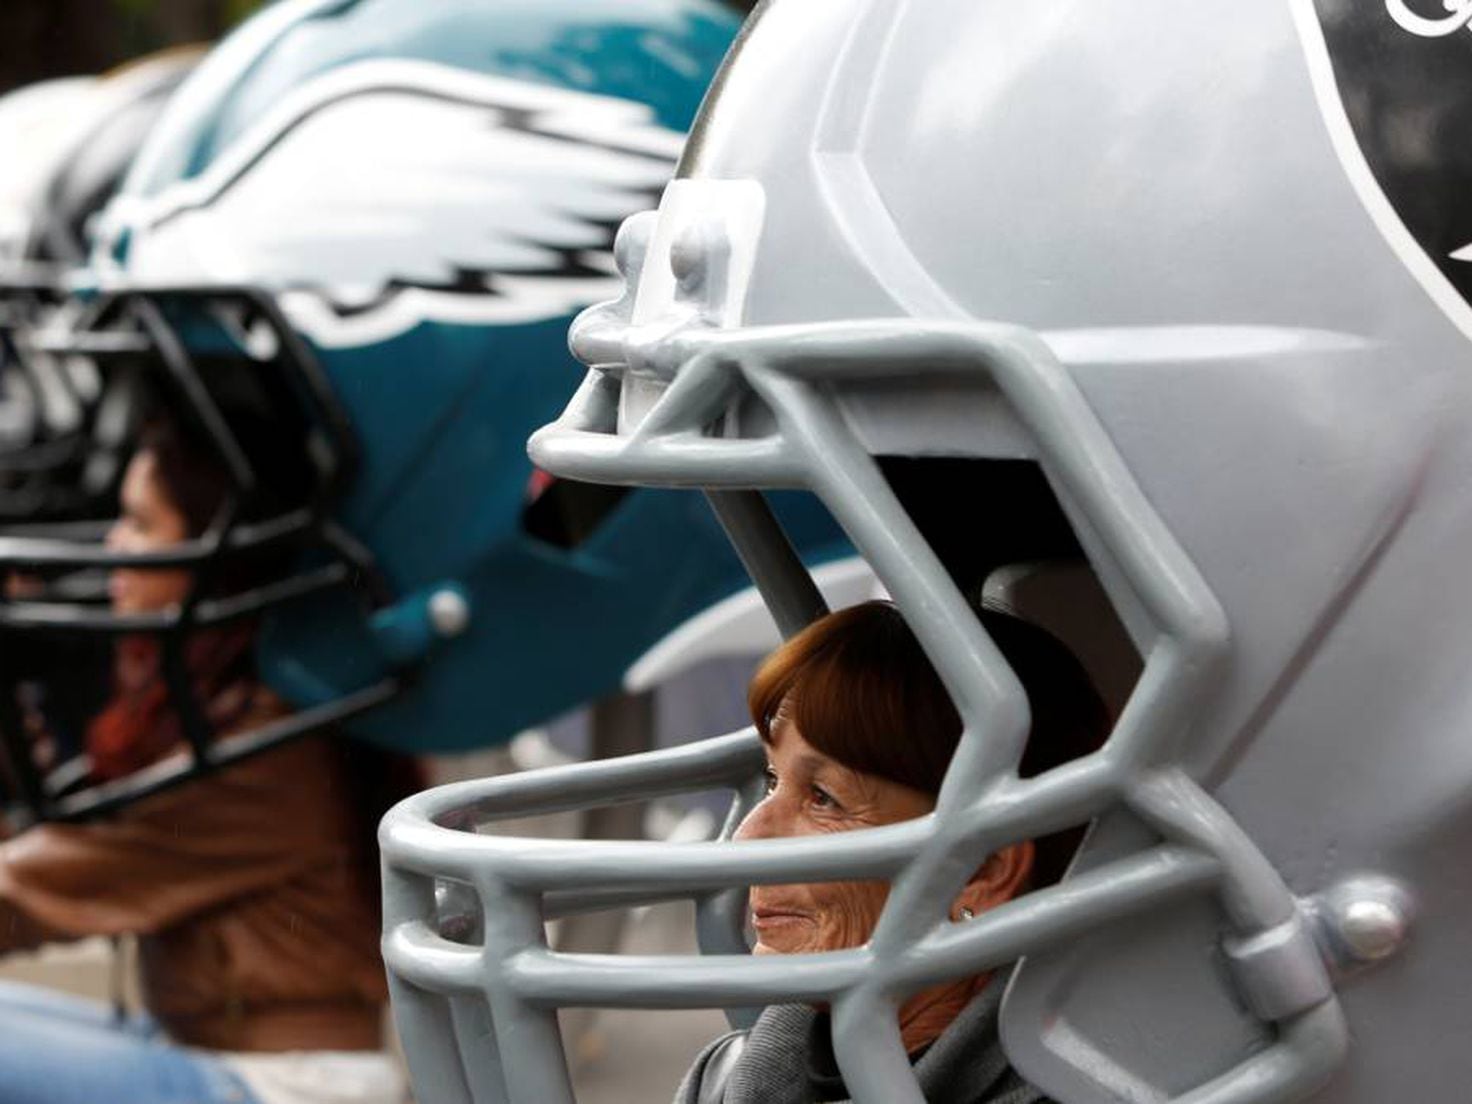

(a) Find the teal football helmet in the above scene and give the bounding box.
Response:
[0,0,850,821]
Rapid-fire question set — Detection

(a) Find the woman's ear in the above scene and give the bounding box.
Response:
[952,841,1034,920]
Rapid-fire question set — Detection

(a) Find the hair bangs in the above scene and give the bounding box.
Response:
[748,602,960,795]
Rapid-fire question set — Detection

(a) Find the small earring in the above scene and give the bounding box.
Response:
[959,907,975,921]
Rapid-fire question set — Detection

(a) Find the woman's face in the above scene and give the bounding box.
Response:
[105,449,193,614]
[735,711,935,956]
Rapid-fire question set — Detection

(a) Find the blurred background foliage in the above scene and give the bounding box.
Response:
[0,0,269,93]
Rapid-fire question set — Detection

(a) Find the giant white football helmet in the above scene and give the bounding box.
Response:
[381,2,1469,1101]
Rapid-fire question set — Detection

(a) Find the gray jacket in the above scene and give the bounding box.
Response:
[673,982,1049,1104]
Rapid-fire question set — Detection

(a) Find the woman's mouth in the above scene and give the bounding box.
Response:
[750,906,811,931]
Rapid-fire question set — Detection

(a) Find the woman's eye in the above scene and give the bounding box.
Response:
[810,786,838,810]
[762,768,778,795]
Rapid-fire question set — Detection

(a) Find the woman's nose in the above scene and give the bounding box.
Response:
[734,796,787,841]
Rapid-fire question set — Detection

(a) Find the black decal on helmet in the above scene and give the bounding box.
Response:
[1314,0,1472,308]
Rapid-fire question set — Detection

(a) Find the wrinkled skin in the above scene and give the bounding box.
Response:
[105,450,192,614]
[737,706,1033,1052]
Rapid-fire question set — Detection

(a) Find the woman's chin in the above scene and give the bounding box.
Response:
[750,925,816,956]
[753,936,813,956]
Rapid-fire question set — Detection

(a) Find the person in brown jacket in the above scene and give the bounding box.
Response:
[0,415,411,1104]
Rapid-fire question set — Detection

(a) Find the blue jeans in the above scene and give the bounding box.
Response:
[0,980,260,1104]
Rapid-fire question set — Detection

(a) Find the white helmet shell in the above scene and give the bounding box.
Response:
[383,3,1472,1102]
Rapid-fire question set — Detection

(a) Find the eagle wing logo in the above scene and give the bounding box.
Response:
[114,61,684,347]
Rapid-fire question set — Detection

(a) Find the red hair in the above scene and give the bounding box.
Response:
[750,602,961,795]
[749,600,1109,883]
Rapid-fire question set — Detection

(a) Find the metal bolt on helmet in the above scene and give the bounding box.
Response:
[382,0,1472,1101]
